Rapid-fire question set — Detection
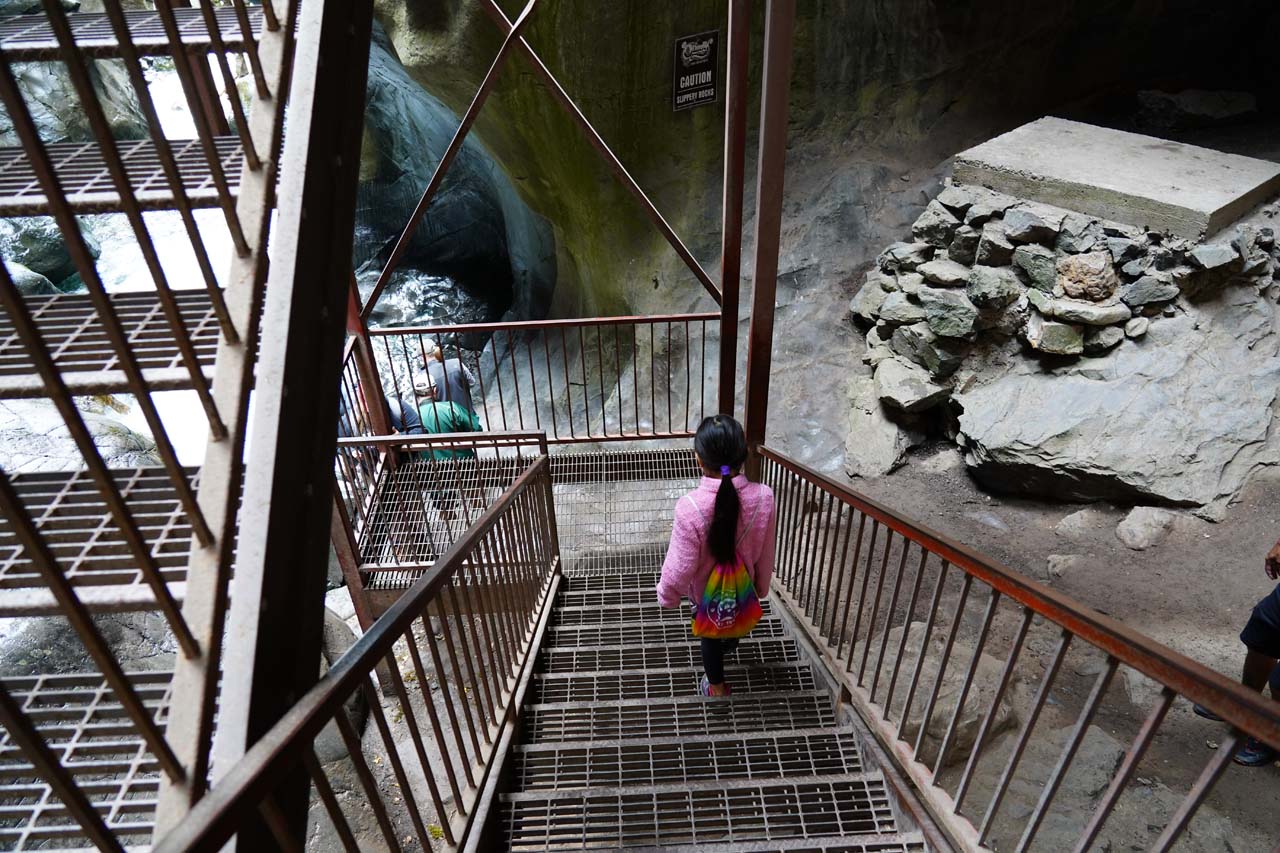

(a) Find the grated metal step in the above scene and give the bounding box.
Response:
[610,835,928,852]
[499,774,900,850]
[563,570,662,592]
[510,728,865,791]
[545,615,788,648]
[522,691,838,744]
[538,637,800,673]
[0,7,264,61]
[552,599,773,626]
[528,662,817,704]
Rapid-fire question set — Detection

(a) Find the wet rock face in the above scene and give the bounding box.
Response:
[356,24,556,328]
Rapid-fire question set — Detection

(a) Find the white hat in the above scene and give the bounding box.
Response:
[412,373,436,397]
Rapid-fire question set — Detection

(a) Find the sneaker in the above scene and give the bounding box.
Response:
[1193,703,1224,722]
[1233,737,1278,767]
[699,675,731,698]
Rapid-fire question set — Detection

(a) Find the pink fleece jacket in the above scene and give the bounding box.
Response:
[656,474,777,608]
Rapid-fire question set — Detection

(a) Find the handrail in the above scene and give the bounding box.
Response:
[758,444,1280,748]
[336,428,548,451]
[155,456,558,852]
[366,311,720,336]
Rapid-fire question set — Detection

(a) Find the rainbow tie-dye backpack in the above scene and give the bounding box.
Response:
[687,497,764,639]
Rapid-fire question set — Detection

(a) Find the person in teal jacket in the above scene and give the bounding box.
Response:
[414,374,482,461]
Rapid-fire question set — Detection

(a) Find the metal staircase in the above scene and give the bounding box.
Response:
[495,566,928,851]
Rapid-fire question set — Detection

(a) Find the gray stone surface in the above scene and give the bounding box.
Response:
[911,200,961,248]
[967,266,1023,309]
[1084,325,1124,354]
[1120,275,1180,307]
[1125,316,1150,338]
[918,258,970,287]
[1023,312,1083,355]
[850,274,888,323]
[952,117,1280,239]
[919,287,979,338]
[1115,506,1177,550]
[844,376,920,477]
[1052,298,1131,326]
[879,241,933,272]
[4,260,53,295]
[875,357,949,412]
[1013,243,1056,291]
[958,285,1280,516]
[1002,207,1056,244]
[890,322,966,377]
[948,224,980,265]
[879,291,926,324]
[1047,553,1085,579]
[976,220,1014,266]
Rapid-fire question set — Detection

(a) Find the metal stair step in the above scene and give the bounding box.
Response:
[545,615,788,648]
[593,834,928,852]
[510,727,864,791]
[498,773,900,850]
[538,637,800,673]
[0,7,264,61]
[528,662,817,704]
[521,690,837,745]
[563,570,660,592]
[551,599,773,626]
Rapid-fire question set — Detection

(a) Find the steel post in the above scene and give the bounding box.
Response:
[742,0,795,479]
[717,0,751,417]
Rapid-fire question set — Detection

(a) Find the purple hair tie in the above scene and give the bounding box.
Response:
[720,465,732,476]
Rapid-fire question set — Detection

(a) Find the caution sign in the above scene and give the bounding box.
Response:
[673,30,718,112]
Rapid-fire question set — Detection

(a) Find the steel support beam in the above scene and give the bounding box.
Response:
[717,0,751,417]
[211,0,374,845]
[742,0,795,479]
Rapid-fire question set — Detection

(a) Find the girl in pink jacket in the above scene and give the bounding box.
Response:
[657,415,777,697]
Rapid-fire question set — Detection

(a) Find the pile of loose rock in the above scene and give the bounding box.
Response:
[851,181,1279,415]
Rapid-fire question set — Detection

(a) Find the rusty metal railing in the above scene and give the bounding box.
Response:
[759,445,1280,852]
[369,313,719,445]
[154,455,561,852]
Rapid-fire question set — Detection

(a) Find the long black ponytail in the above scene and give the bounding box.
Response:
[694,415,748,564]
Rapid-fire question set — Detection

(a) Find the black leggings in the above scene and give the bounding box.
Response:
[700,637,740,685]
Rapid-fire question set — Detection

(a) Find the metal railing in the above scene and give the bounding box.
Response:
[759,445,1280,852]
[369,313,719,444]
[154,455,561,852]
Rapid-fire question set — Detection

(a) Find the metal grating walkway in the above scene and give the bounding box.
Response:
[0,7,263,61]
[0,669,172,851]
[0,289,221,398]
[0,135,242,217]
[492,568,928,851]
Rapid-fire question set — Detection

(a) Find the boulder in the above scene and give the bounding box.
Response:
[850,274,889,323]
[1047,553,1085,579]
[844,376,921,477]
[1051,298,1131,326]
[897,272,924,295]
[919,287,979,338]
[911,200,961,249]
[1106,236,1144,264]
[1023,312,1083,355]
[4,260,54,295]
[964,197,1011,226]
[1188,242,1240,272]
[890,322,966,378]
[877,621,1020,768]
[1055,507,1112,541]
[918,258,970,287]
[1025,287,1053,314]
[1013,243,1057,292]
[967,266,1023,310]
[0,399,159,473]
[862,345,896,366]
[1002,207,1056,244]
[976,293,1029,336]
[957,286,1280,517]
[875,357,949,412]
[1056,214,1102,254]
[0,216,99,284]
[1083,325,1124,354]
[1115,506,1177,550]
[879,241,933,273]
[935,184,974,214]
[975,221,1014,266]
[1056,250,1120,302]
[1120,275,1179,308]
[948,224,980,265]
[878,291,926,325]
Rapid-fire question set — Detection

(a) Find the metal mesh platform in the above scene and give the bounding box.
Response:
[538,637,800,673]
[0,135,241,217]
[0,669,171,851]
[0,467,196,614]
[550,447,698,576]
[0,7,264,61]
[545,616,789,648]
[529,662,816,704]
[0,290,221,398]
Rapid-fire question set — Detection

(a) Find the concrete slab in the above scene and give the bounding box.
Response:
[953,117,1280,239]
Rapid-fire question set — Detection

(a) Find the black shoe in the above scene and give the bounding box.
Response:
[1193,703,1224,722]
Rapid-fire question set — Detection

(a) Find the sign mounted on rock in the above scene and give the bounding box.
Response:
[673,30,718,111]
